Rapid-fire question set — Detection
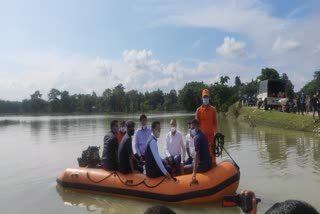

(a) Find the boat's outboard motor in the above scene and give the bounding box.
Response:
[77,146,101,168]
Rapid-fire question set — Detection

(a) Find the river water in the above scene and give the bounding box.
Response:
[0,113,319,214]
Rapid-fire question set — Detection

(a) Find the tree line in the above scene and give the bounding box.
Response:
[0,68,319,114]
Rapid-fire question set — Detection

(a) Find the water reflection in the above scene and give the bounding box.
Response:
[29,120,43,139]
[55,184,241,214]
[2,114,320,213]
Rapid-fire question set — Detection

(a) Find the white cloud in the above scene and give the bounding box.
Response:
[192,39,201,48]
[313,44,320,54]
[272,37,301,54]
[216,37,248,58]
[0,50,259,101]
[152,0,320,90]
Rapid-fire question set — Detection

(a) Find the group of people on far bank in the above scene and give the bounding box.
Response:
[100,89,219,184]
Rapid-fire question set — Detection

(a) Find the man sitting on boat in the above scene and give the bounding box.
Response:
[134,114,152,163]
[101,120,119,171]
[116,120,126,144]
[184,119,212,184]
[184,121,195,165]
[118,120,144,174]
[145,121,173,179]
[164,119,186,175]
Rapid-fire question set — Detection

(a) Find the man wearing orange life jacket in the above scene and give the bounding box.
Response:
[195,89,218,165]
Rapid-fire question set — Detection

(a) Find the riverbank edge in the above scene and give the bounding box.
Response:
[228,102,320,133]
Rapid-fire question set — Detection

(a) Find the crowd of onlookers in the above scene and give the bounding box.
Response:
[277,92,320,120]
[241,91,320,120]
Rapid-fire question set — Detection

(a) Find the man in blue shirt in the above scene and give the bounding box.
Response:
[135,114,152,162]
[186,119,212,185]
[144,121,172,179]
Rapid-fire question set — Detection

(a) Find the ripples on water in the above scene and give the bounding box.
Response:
[1,114,320,213]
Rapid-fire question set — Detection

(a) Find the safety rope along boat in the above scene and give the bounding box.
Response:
[56,133,240,204]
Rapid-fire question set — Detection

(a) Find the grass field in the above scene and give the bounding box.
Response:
[234,105,320,133]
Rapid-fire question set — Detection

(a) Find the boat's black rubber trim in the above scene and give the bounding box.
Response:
[56,171,240,202]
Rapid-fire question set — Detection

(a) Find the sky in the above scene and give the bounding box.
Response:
[1,0,320,101]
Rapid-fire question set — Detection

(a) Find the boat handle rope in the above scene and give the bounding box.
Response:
[114,171,169,188]
[114,171,145,187]
[214,133,240,170]
[86,171,115,183]
[86,170,174,188]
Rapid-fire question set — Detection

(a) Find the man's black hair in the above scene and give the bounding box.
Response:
[144,205,176,214]
[140,114,147,121]
[265,200,319,214]
[110,120,118,130]
[151,121,160,130]
[191,119,199,126]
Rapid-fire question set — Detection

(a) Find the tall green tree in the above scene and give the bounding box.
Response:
[241,79,259,96]
[280,73,295,98]
[235,76,241,87]
[48,88,61,113]
[148,89,164,110]
[301,71,320,96]
[30,90,47,113]
[163,89,178,111]
[257,67,280,81]
[60,91,73,112]
[220,76,230,85]
[210,82,237,112]
[178,82,207,111]
[111,84,126,112]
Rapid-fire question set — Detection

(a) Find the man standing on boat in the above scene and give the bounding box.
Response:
[195,89,218,165]
[145,121,172,179]
[118,121,143,174]
[135,114,152,162]
[164,119,186,175]
[101,120,119,171]
[189,119,212,185]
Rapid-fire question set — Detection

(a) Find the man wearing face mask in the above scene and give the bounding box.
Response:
[135,114,152,163]
[189,119,212,185]
[196,89,218,166]
[184,121,195,165]
[164,119,186,175]
[118,121,144,174]
[101,120,119,171]
[145,121,173,179]
[116,121,127,144]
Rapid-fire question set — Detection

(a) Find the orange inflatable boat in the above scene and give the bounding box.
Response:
[56,160,240,204]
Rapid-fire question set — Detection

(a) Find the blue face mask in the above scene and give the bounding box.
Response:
[203,97,209,105]
[114,127,119,133]
[190,128,197,136]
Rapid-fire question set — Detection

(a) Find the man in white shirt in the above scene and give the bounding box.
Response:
[185,121,195,165]
[164,119,186,175]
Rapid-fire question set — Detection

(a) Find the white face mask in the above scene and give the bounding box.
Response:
[203,97,209,105]
[188,128,193,137]
[190,128,197,136]
[170,127,176,133]
[120,127,126,133]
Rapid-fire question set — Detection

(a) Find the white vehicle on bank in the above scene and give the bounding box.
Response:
[257,79,287,110]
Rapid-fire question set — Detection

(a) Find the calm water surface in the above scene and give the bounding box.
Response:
[1,113,319,214]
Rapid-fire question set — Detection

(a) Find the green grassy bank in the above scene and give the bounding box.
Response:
[229,103,320,133]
